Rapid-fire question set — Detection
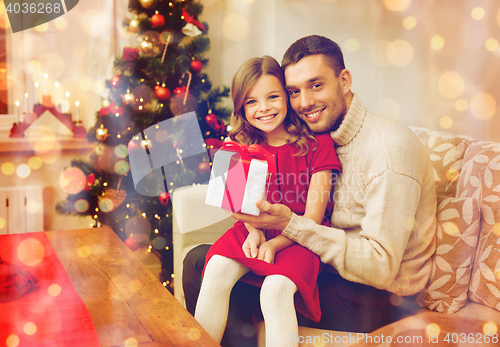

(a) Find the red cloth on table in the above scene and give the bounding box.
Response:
[0,232,100,347]
[205,134,342,322]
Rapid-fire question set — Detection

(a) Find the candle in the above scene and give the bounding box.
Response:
[44,74,48,94]
[75,101,80,122]
[55,82,59,103]
[34,82,39,105]
[24,93,29,114]
[15,101,20,123]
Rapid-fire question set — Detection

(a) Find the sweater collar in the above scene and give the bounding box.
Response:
[330,93,365,146]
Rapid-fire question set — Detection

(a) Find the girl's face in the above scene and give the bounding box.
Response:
[243,74,288,137]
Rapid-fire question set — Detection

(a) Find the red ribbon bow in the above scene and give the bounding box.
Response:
[221,142,276,174]
[182,8,206,31]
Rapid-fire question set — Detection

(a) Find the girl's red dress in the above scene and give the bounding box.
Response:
[205,134,341,322]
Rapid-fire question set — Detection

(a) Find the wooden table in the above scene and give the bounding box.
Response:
[46,227,220,347]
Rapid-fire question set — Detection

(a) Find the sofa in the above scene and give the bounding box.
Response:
[172,126,500,346]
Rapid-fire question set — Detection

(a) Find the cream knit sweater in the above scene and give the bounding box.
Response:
[282,94,437,296]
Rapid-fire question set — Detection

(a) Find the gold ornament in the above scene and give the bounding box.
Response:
[129,19,140,32]
[122,90,134,105]
[139,0,154,9]
[137,31,162,58]
[96,124,109,141]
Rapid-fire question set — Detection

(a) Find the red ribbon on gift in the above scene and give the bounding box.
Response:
[219,143,276,213]
[182,8,206,31]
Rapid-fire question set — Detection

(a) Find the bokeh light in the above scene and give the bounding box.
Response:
[6,335,19,347]
[188,327,202,341]
[470,93,496,120]
[485,38,499,52]
[483,322,498,335]
[426,323,441,338]
[34,22,49,33]
[75,199,90,213]
[55,17,68,31]
[115,144,129,158]
[77,245,92,258]
[431,35,445,50]
[60,167,86,195]
[403,16,417,30]
[0,217,5,231]
[222,14,249,41]
[1,162,15,175]
[455,98,468,112]
[99,198,114,213]
[344,38,360,52]
[439,116,453,129]
[471,7,485,20]
[17,238,44,267]
[28,156,43,170]
[114,160,130,175]
[387,40,413,66]
[443,221,459,235]
[48,283,62,297]
[242,0,255,3]
[23,322,37,335]
[383,0,410,11]
[81,9,112,37]
[446,168,460,182]
[16,164,31,178]
[27,60,42,74]
[493,223,500,236]
[129,279,142,293]
[124,337,138,347]
[370,40,391,66]
[438,71,464,99]
[26,201,41,214]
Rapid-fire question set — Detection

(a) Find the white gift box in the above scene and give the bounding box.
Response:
[205,148,270,216]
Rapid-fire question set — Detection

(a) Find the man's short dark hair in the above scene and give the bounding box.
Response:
[281,35,346,76]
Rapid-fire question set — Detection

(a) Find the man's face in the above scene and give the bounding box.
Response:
[284,54,348,133]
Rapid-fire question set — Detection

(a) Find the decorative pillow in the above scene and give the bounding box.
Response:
[457,141,500,311]
[423,196,481,313]
[411,127,475,197]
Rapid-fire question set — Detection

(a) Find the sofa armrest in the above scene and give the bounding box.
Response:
[172,184,236,306]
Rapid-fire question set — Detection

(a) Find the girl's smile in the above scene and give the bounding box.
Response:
[243,74,289,146]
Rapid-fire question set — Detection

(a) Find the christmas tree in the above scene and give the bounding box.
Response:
[56,0,230,292]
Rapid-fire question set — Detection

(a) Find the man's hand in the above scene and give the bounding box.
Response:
[242,224,266,258]
[231,199,293,231]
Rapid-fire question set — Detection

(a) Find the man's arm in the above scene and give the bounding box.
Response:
[282,171,423,289]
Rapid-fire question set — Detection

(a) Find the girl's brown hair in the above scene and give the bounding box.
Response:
[229,55,317,156]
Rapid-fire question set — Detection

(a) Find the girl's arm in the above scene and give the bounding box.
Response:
[257,170,333,263]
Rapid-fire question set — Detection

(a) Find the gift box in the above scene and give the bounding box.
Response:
[205,143,276,216]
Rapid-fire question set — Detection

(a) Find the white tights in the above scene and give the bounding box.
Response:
[194,255,298,347]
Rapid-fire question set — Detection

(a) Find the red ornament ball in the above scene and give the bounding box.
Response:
[205,113,217,124]
[154,86,171,102]
[191,60,203,72]
[111,75,122,89]
[159,192,170,206]
[198,161,211,175]
[151,13,165,28]
[124,237,139,251]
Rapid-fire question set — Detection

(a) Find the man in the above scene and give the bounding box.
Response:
[183,35,436,344]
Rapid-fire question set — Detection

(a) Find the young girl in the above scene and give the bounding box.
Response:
[194,56,341,346]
